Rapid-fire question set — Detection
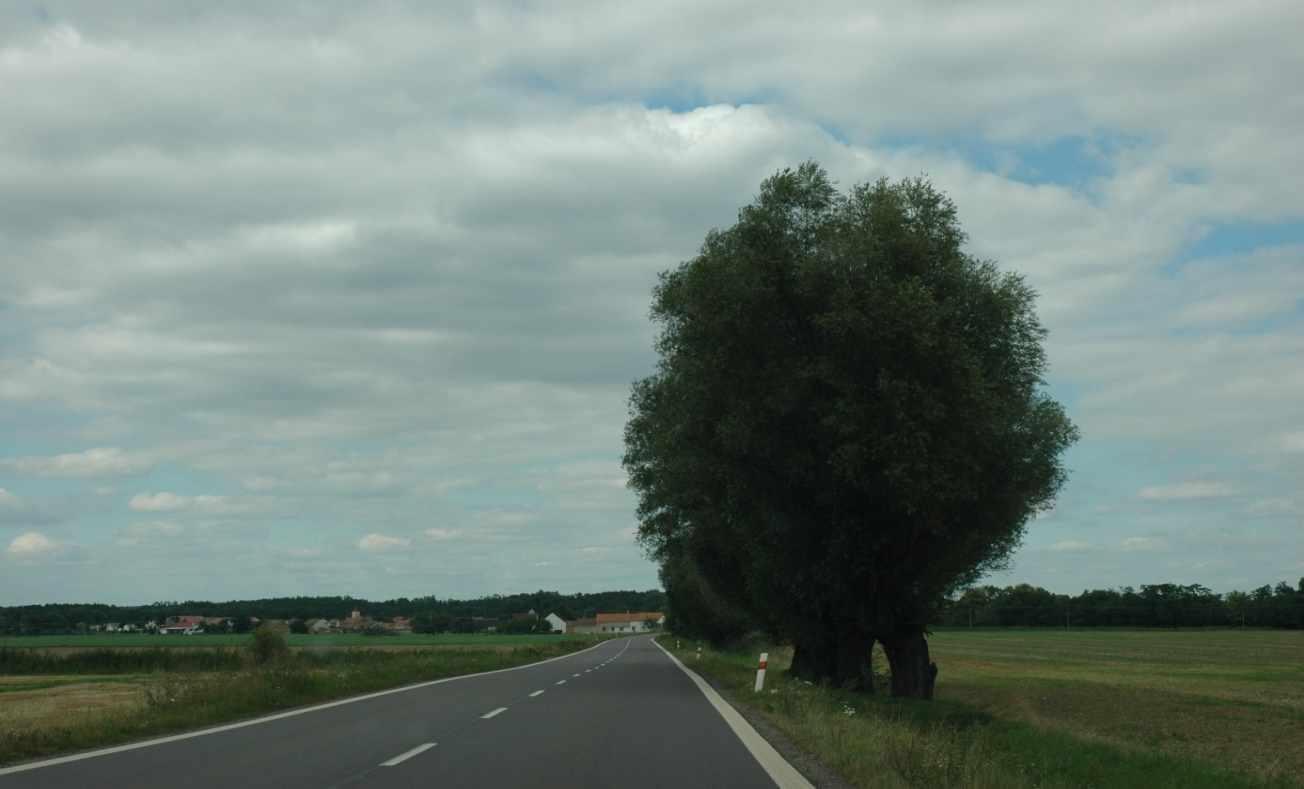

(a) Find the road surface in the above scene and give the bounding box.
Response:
[0,636,810,788]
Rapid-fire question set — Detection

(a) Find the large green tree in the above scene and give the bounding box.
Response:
[624,162,1078,697]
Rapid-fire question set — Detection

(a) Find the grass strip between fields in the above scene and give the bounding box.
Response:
[0,639,605,768]
[662,637,1299,789]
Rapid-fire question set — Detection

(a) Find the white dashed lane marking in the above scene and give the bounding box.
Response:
[529,690,544,698]
[556,679,566,685]
[481,707,508,719]
[381,743,436,767]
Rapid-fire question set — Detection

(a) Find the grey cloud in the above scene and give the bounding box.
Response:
[1,3,1301,600]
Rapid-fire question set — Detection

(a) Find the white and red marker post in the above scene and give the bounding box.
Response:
[754,652,768,692]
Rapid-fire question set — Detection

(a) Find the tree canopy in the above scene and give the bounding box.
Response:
[624,162,1078,697]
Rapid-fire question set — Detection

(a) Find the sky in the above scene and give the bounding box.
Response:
[2,2,1302,605]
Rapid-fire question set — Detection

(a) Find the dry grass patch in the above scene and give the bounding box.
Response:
[0,679,146,732]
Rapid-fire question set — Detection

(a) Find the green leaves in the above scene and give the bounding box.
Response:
[624,162,1078,665]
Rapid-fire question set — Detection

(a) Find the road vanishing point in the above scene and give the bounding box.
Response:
[0,636,811,788]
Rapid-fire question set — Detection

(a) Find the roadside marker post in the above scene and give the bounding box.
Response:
[696,643,702,662]
[754,652,768,693]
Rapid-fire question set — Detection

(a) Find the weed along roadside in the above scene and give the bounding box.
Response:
[0,629,610,768]
[659,633,1303,789]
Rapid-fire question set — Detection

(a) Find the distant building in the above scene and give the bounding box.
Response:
[160,615,205,635]
[340,610,372,632]
[567,617,598,634]
[544,613,567,633]
[595,612,664,633]
[307,618,337,634]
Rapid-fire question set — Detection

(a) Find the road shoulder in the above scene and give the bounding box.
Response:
[653,638,850,789]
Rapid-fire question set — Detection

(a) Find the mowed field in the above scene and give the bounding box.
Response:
[674,628,1304,788]
[928,629,1304,784]
[0,632,591,649]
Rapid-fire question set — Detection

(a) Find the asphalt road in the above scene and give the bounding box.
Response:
[0,636,804,788]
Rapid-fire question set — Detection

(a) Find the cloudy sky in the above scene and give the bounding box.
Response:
[3,2,1302,605]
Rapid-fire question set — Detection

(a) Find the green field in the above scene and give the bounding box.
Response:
[669,629,1304,788]
[0,637,607,766]
[0,632,592,649]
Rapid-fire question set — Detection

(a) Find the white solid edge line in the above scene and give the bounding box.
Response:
[481,707,508,719]
[0,638,616,777]
[529,690,545,697]
[380,742,436,767]
[652,638,813,789]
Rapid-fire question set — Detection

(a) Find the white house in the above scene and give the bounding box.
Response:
[544,613,567,633]
[307,618,337,634]
[594,612,665,633]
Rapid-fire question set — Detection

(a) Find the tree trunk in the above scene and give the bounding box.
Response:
[880,630,937,699]
[833,634,875,692]
[790,630,874,692]
[788,632,834,682]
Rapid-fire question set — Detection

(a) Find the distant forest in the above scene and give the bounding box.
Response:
[937,580,1304,629]
[0,589,667,636]
[6,580,1303,635]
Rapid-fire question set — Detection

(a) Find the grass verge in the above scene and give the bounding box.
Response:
[0,633,596,649]
[662,637,1299,789]
[0,639,602,767]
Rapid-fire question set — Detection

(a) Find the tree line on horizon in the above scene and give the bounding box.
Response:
[937,579,1304,629]
[0,588,667,636]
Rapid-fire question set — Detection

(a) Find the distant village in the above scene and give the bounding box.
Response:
[85,610,665,637]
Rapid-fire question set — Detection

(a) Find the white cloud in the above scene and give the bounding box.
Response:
[2,447,151,477]
[286,547,323,558]
[1120,536,1167,552]
[6,531,60,558]
[358,533,410,552]
[1138,482,1236,501]
[1248,498,1298,516]
[1283,432,1304,453]
[1046,540,1093,553]
[117,520,183,546]
[127,492,249,514]
[424,528,462,541]
[129,492,192,512]
[0,488,18,507]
